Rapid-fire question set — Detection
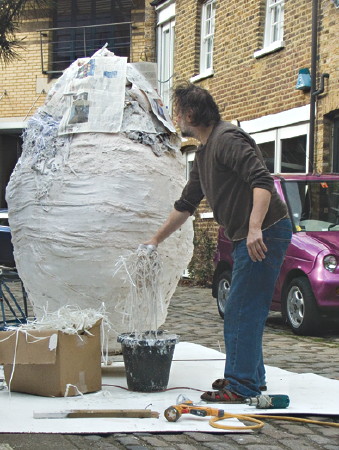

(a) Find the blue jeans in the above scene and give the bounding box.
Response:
[223,218,292,397]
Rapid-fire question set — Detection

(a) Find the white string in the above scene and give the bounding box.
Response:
[18,304,109,335]
[7,329,20,395]
[64,384,84,398]
[112,248,163,338]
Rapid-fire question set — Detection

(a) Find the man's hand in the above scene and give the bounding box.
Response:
[138,243,157,255]
[247,187,271,261]
[246,227,267,262]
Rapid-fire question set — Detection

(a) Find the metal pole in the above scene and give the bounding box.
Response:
[40,31,45,74]
[83,28,87,57]
[309,0,318,173]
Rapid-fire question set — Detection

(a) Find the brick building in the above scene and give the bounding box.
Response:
[152,0,339,243]
[0,0,156,208]
[1,0,338,277]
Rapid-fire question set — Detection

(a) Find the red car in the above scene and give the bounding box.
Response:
[212,174,339,335]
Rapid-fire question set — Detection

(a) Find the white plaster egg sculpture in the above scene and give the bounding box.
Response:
[6,49,194,352]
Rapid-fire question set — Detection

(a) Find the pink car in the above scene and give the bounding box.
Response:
[212,174,339,335]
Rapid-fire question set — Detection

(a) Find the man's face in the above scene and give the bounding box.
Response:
[175,108,195,138]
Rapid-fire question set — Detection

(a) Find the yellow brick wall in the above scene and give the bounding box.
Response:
[131,1,156,62]
[0,3,156,120]
[0,16,51,118]
[315,1,339,172]
[175,0,312,123]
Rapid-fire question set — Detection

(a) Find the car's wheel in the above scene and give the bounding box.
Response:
[282,276,320,335]
[216,270,232,319]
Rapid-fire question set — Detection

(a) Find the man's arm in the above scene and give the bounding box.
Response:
[143,209,191,247]
[246,187,271,262]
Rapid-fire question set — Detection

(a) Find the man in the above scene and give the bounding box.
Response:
[144,83,292,403]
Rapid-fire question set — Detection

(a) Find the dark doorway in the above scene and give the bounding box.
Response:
[0,134,22,208]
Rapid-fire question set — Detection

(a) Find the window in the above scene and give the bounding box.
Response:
[264,0,284,47]
[155,1,175,111]
[254,0,285,58]
[157,20,175,111]
[200,0,216,74]
[285,180,339,232]
[252,124,309,174]
[50,0,132,75]
[186,150,195,180]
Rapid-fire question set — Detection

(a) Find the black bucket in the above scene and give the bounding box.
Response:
[117,331,179,392]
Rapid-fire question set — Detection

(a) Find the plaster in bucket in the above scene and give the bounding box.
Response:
[6,48,194,352]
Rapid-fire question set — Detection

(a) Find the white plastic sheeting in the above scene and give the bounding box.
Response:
[6,51,193,352]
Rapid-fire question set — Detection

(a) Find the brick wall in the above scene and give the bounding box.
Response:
[175,0,312,123]
[0,2,156,120]
[175,0,338,242]
[0,11,52,118]
[131,0,156,62]
[315,0,339,172]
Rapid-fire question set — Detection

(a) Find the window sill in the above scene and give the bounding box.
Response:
[200,212,214,219]
[190,68,214,83]
[253,40,285,59]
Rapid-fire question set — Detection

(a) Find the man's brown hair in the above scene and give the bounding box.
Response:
[173,82,220,127]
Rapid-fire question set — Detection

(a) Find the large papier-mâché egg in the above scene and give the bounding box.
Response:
[6,51,194,351]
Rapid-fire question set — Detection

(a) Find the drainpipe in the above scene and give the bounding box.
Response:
[308,0,318,173]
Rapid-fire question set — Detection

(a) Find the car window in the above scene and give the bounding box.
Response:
[285,180,339,232]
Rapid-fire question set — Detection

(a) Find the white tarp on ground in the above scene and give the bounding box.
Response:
[0,342,338,434]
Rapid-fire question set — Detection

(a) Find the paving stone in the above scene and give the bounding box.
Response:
[139,436,172,446]
[258,422,290,439]
[176,444,201,450]
[0,434,78,449]
[125,446,150,450]
[65,435,121,450]
[315,426,339,437]
[160,434,187,442]
[281,439,322,449]
[277,423,317,434]
[244,446,283,450]
[204,442,241,450]
[183,432,222,442]
[307,434,338,446]
[113,435,143,446]
[84,435,104,441]
[229,434,263,445]
[100,446,121,450]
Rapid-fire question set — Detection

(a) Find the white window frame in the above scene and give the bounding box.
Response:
[191,0,216,82]
[157,20,175,111]
[155,1,175,111]
[254,0,285,59]
[186,150,195,180]
[251,123,309,174]
[265,0,284,46]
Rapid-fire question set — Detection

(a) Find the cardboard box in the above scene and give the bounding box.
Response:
[0,321,102,397]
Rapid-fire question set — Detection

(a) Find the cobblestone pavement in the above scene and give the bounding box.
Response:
[1,285,339,449]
